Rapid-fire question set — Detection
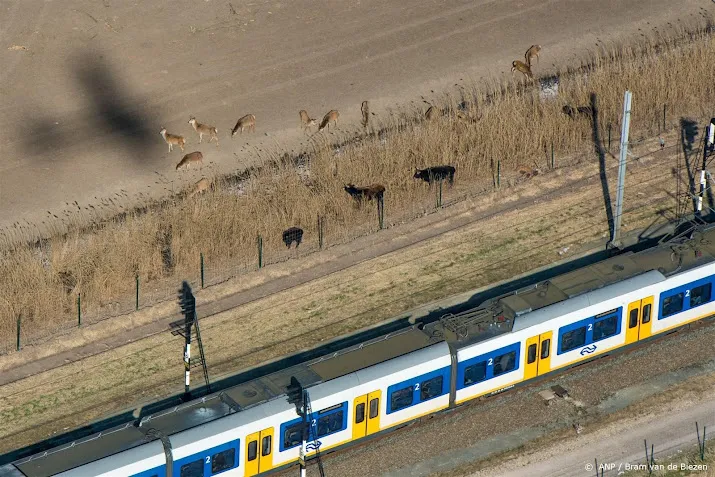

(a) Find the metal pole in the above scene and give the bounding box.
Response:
[184,317,191,395]
[200,252,205,288]
[16,315,21,352]
[300,389,307,477]
[257,236,263,269]
[135,275,139,311]
[697,170,706,215]
[318,215,324,249]
[611,90,632,248]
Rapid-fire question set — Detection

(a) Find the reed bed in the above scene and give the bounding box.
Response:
[2,26,715,351]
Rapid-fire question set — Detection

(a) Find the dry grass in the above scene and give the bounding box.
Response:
[1,24,714,350]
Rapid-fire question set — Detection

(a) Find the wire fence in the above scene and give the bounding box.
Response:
[0,122,691,355]
[596,422,714,477]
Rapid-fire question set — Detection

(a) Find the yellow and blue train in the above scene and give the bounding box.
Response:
[3,225,715,477]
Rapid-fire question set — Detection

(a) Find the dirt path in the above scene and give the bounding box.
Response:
[0,0,708,238]
[0,133,684,456]
[487,399,715,477]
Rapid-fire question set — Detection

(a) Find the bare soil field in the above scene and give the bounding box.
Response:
[0,132,687,454]
[0,0,705,234]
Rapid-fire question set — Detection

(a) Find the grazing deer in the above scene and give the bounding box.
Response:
[525,44,542,66]
[517,164,540,179]
[175,151,204,171]
[188,117,219,145]
[188,177,211,197]
[160,127,186,152]
[318,110,339,131]
[361,101,370,129]
[231,114,256,136]
[511,60,534,81]
[299,110,317,133]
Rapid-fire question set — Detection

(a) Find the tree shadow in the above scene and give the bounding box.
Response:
[19,50,157,164]
[588,93,615,244]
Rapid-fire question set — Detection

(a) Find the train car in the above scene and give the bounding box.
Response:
[3,225,715,477]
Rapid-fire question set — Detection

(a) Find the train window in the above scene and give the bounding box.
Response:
[369,398,379,418]
[390,386,414,412]
[642,304,652,324]
[593,315,618,341]
[247,440,258,461]
[317,410,344,437]
[261,435,272,456]
[527,344,537,364]
[540,339,550,359]
[355,403,365,424]
[493,351,516,376]
[463,361,487,386]
[211,448,236,474]
[560,326,587,353]
[180,459,204,477]
[690,283,712,308]
[283,423,304,450]
[662,293,684,317]
[628,309,639,328]
[419,375,443,401]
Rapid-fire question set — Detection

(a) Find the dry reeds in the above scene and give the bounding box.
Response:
[2,26,715,350]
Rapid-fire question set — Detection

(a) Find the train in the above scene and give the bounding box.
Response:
[2,224,715,477]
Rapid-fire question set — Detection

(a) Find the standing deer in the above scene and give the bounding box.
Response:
[525,44,542,66]
[299,110,317,133]
[188,117,219,145]
[361,101,370,129]
[511,60,534,81]
[160,127,186,152]
[318,110,339,131]
[188,177,211,197]
[176,151,204,171]
[231,114,256,136]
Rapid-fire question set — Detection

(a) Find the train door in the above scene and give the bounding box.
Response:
[244,427,274,477]
[523,336,539,380]
[536,331,552,376]
[625,300,642,345]
[638,296,654,340]
[353,391,381,439]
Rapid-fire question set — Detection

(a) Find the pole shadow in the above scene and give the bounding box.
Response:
[588,93,615,243]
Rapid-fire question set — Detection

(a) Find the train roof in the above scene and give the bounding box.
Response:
[8,224,715,474]
[8,326,436,475]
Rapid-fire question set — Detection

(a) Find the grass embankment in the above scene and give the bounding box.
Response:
[1,25,714,350]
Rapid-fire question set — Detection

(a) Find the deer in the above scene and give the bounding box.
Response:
[175,151,204,171]
[318,110,339,131]
[516,164,540,179]
[511,60,534,81]
[525,44,542,66]
[361,101,370,129]
[188,117,219,145]
[188,177,211,197]
[159,127,186,152]
[299,110,317,133]
[231,114,256,136]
